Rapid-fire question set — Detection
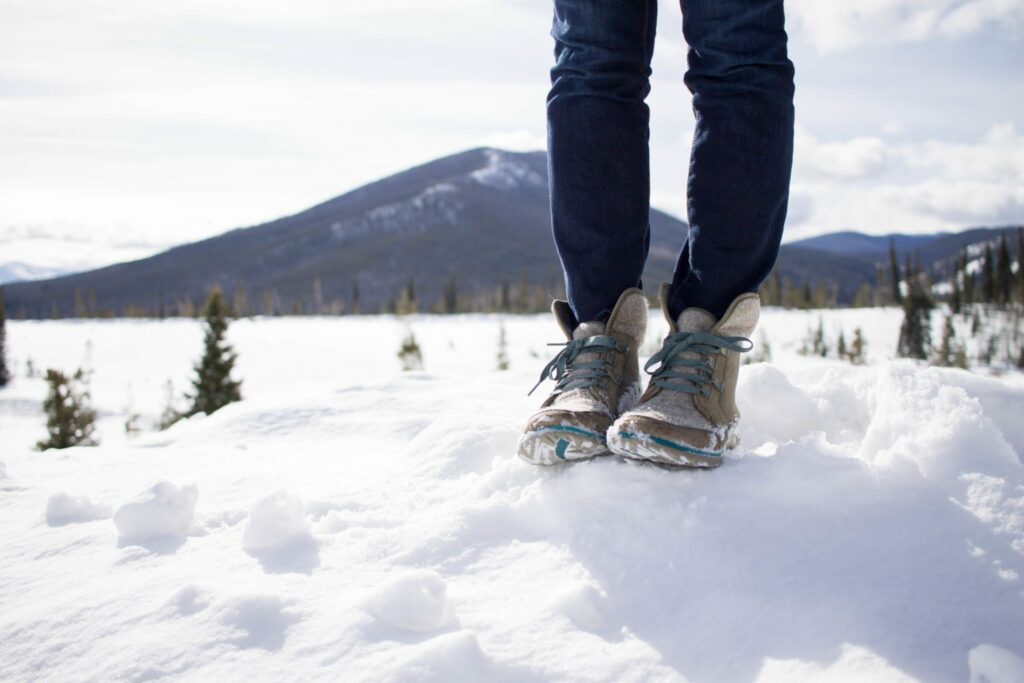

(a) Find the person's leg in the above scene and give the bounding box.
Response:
[667,0,795,320]
[547,0,658,326]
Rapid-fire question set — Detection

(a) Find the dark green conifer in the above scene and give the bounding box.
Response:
[934,315,958,367]
[37,369,97,450]
[962,251,975,305]
[982,243,996,303]
[888,238,903,306]
[186,288,242,416]
[995,234,1012,305]
[850,328,867,365]
[897,272,934,361]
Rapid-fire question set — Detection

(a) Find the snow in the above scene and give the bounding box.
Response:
[112,481,199,544]
[242,490,312,552]
[45,492,111,526]
[1,309,1023,682]
[367,569,456,633]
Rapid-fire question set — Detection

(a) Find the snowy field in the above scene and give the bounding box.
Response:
[2,308,1024,682]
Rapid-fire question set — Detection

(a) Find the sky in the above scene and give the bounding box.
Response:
[1,0,1023,274]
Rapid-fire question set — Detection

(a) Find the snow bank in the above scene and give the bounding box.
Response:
[112,481,198,542]
[241,490,311,551]
[45,492,111,526]
[368,570,456,633]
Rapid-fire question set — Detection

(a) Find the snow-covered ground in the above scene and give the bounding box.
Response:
[2,309,1023,682]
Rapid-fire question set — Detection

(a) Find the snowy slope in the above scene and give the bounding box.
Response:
[2,311,1023,682]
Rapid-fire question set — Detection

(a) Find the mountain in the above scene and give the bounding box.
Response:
[3,147,1021,318]
[4,148,688,318]
[0,262,69,285]
[787,231,936,257]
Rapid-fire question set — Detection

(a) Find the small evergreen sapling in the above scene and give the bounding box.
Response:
[186,288,242,416]
[37,368,98,450]
[398,328,424,371]
[849,327,867,365]
[933,315,967,369]
[496,323,510,371]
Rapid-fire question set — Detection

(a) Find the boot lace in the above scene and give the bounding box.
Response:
[528,335,623,396]
[645,331,752,398]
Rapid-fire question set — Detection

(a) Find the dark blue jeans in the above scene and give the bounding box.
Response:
[547,0,795,323]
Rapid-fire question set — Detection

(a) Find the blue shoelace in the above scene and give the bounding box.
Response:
[644,331,752,397]
[528,335,622,396]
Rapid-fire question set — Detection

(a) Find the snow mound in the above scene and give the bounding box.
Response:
[3,315,1023,682]
[112,481,198,542]
[368,570,456,633]
[45,492,111,526]
[969,644,1024,683]
[241,490,311,551]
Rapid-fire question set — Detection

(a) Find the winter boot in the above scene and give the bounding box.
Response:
[517,287,648,465]
[607,283,757,467]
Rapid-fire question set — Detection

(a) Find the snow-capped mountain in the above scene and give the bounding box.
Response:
[2,146,1019,318]
[1,148,685,317]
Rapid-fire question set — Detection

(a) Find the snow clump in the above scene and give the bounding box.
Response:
[45,492,111,526]
[368,570,456,632]
[241,490,311,551]
[112,481,198,541]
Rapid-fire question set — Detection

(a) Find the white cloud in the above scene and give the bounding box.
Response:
[795,129,890,179]
[481,129,546,152]
[788,0,1024,53]
[785,123,1024,238]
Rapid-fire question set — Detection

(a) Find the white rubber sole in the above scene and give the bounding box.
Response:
[517,425,610,466]
[607,427,738,468]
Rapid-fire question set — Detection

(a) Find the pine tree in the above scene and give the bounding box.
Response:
[996,234,1012,306]
[186,288,242,416]
[37,369,98,450]
[934,315,957,367]
[982,243,996,304]
[837,330,848,361]
[850,328,867,365]
[496,323,509,371]
[394,277,418,315]
[815,317,827,357]
[962,251,975,305]
[875,264,888,306]
[443,275,459,314]
[397,329,423,371]
[889,238,903,306]
[0,287,10,387]
[897,272,934,360]
[950,257,963,314]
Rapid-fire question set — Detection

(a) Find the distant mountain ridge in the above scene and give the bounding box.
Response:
[3,147,1021,318]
